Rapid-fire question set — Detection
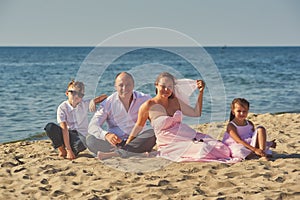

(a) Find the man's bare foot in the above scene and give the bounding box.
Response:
[97,151,119,160]
[145,151,158,158]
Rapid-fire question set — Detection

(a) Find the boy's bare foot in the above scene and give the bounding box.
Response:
[58,151,66,158]
[58,147,67,158]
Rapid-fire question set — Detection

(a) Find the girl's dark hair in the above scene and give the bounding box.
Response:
[155,72,176,99]
[229,98,250,121]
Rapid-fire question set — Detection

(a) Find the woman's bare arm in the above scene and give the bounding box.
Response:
[180,80,205,117]
[126,101,151,144]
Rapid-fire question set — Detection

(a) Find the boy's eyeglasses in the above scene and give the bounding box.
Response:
[68,90,84,98]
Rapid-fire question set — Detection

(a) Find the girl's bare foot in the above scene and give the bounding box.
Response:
[270,139,277,148]
[260,156,269,161]
[245,152,259,160]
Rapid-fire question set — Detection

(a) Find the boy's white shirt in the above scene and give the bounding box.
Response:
[57,99,91,136]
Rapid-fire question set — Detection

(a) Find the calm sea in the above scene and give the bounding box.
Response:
[0,47,299,143]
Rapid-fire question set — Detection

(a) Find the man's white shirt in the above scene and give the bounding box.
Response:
[88,91,151,140]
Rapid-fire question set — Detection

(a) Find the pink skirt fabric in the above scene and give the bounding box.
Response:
[222,122,273,159]
[152,111,239,163]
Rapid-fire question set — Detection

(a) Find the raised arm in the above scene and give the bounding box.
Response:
[180,80,205,117]
[89,94,108,112]
[125,101,151,144]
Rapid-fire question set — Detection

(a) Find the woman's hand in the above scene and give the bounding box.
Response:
[196,80,205,92]
[125,136,136,145]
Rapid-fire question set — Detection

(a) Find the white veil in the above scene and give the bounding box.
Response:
[174,79,198,105]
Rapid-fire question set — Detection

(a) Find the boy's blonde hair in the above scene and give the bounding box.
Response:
[68,80,85,92]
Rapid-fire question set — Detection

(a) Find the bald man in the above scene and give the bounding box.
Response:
[87,72,156,159]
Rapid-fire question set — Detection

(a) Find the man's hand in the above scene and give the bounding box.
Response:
[105,133,122,146]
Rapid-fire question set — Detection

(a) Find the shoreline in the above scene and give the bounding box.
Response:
[1,111,300,145]
[1,112,299,199]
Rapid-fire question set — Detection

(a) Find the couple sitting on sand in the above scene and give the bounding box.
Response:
[45,71,276,162]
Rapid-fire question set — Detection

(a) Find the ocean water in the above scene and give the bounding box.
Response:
[0,47,299,143]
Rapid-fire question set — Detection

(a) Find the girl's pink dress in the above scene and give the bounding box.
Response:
[151,110,237,163]
[222,121,272,159]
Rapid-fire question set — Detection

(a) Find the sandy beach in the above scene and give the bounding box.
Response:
[1,113,299,199]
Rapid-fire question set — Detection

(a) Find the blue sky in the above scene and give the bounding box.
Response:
[0,0,299,46]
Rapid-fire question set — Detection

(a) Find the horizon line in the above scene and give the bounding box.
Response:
[0,45,299,48]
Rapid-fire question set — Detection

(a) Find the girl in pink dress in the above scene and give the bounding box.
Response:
[126,72,236,163]
[222,98,276,160]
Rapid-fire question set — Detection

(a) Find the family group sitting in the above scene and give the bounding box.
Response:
[44,71,276,163]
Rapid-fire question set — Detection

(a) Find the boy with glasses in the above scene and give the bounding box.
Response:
[44,80,107,160]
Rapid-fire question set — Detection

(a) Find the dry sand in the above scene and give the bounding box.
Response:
[0,113,299,199]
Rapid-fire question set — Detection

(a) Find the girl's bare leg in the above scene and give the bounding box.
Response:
[257,127,268,160]
[257,127,267,150]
